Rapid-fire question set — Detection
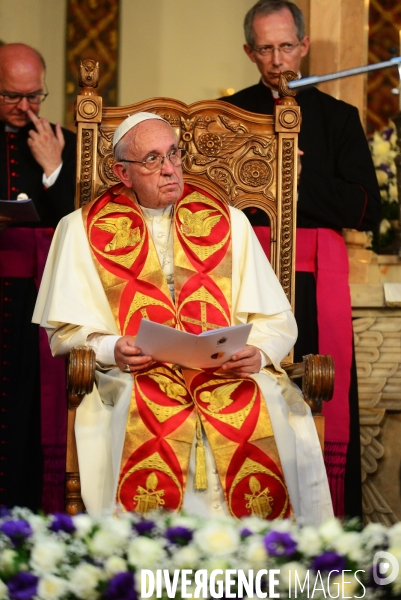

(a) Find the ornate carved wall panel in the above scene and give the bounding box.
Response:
[65,0,119,130]
[353,310,401,525]
[367,0,401,134]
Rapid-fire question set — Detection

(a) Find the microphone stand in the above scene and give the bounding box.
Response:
[287,56,401,90]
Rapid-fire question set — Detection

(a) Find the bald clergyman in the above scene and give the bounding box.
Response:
[33,112,333,525]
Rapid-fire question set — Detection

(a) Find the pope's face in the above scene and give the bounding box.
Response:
[244,8,309,90]
[113,120,184,209]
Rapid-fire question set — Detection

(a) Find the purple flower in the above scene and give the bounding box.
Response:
[0,506,11,518]
[105,572,137,600]
[379,163,391,175]
[0,519,32,545]
[165,525,193,546]
[382,127,394,141]
[263,530,297,557]
[49,513,76,534]
[133,520,155,535]
[7,572,38,600]
[240,527,253,539]
[312,551,347,574]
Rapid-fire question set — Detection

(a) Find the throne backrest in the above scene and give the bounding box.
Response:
[74,60,300,345]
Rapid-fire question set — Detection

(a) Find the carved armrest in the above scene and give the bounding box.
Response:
[284,354,334,413]
[67,347,334,414]
[67,346,96,408]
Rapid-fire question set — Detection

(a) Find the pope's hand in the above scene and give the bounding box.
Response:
[219,345,261,377]
[115,335,154,373]
[26,109,65,177]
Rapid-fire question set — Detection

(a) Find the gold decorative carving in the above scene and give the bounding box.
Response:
[245,476,274,519]
[78,59,99,89]
[279,138,295,300]
[278,70,298,98]
[240,159,271,187]
[78,99,99,120]
[353,314,401,524]
[80,129,94,206]
[278,108,300,129]
[197,133,222,155]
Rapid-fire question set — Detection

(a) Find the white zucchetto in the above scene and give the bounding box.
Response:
[113,112,169,148]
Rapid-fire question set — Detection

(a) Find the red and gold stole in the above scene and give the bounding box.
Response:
[83,183,290,520]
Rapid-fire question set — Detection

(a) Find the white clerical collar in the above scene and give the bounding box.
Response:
[5,124,19,133]
[140,204,174,219]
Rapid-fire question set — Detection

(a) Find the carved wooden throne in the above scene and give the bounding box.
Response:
[66,60,334,514]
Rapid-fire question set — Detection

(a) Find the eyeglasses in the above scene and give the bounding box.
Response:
[119,148,187,172]
[252,43,301,57]
[0,92,48,104]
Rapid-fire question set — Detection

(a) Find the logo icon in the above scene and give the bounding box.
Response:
[373,551,399,586]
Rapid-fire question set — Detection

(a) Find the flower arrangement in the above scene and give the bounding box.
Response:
[368,123,400,253]
[1,507,401,600]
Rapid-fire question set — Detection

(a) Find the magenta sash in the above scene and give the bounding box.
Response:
[0,228,67,513]
[253,226,352,517]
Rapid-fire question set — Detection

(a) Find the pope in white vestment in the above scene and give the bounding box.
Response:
[33,112,333,525]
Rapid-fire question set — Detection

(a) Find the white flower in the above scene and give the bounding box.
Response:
[0,579,8,600]
[243,535,268,569]
[372,135,391,158]
[376,169,389,187]
[0,548,17,573]
[296,526,322,557]
[327,571,359,598]
[127,536,165,569]
[135,569,157,599]
[89,517,131,557]
[72,514,94,538]
[203,557,231,577]
[360,522,388,550]
[387,545,401,592]
[104,555,128,577]
[379,218,392,235]
[172,544,200,569]
[240,516,268,534]
[318,518,344,543]
[168,514,199,530]
[30,538,66,574]
[37,574,69,600]
[68,563,103,600]
[194,521,240,556]
[26,514,48,536]
[331,531,363,562]
[279,561,308,591]
[389,522,401,547]
[265,518,294,533]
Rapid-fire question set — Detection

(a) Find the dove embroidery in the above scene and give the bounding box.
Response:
[94,216,141,251]
[148,373,188,403]
[178,207,221,237]
[199,381,242,412]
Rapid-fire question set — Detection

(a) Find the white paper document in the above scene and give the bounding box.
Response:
[135,320,252,369]
[0,198,40,222]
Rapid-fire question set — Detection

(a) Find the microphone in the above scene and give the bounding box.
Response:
[287,56,401,90]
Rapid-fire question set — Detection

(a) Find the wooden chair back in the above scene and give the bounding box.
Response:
[74,60,300,338]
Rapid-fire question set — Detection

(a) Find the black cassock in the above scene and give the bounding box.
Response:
[0,122,76,511]
[221,81,381,518]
